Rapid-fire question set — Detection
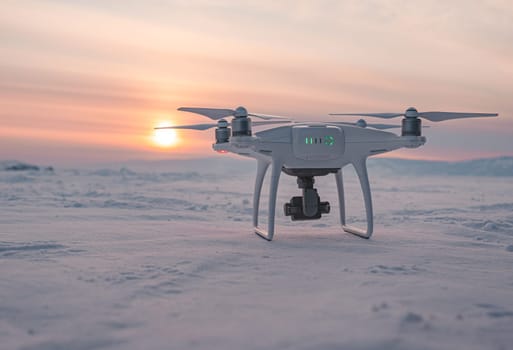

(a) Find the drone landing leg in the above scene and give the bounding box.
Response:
[253,159,269,230]
[339,160,374,239]
[335,168,346,225]
[254,159,282,241]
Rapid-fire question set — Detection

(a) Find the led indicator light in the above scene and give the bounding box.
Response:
[324,135,335,146]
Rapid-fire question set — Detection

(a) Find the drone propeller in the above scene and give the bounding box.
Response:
[155,123,220,131]
[330,107,498,122]
[178,106,289,121]
[154,120,291,131]
[329,119,431,130]
[330,119,399,130]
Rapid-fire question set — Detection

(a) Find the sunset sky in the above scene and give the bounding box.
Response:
[1,0,512,165]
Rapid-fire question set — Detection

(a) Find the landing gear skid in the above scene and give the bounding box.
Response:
[254,227,273,241]
[335,164,374,239]
[253,159,374,241]
[253,159,280,241]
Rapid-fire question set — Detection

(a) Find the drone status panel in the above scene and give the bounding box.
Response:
[292,125,344,160]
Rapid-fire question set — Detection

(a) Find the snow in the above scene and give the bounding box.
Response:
[1,158,513,350]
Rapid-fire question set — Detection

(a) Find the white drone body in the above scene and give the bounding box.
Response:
[158,106,497,241]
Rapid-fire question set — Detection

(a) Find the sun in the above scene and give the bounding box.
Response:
[153,124,178,147]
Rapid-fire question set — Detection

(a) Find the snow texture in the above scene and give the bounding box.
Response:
[1,157,513,350]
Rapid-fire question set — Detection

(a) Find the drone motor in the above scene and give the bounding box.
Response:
[215,119,231,143]
[231,106,252,136]
[401,107,422,136]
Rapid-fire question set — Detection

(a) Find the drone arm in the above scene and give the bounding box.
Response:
[254,158,282,241]
[340,159,374,239]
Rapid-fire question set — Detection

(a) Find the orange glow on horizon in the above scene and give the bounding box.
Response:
[152,122,179,148]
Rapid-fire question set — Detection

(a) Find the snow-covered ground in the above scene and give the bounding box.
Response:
[1,158,512,350]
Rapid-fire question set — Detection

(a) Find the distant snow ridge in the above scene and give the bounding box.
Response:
[368,156,513,176]
[0,160,53,172]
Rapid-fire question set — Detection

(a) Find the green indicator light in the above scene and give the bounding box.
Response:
[305,136,328,145]
[324,135,335,146]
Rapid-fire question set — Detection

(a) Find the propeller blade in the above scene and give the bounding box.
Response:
[252,120,292,126]
[177,107,235,120]
[154,120,290,131]
[419,112,498,122]
[328,121,357,126]
[178,106,291,121]
[328,121,429,130]
[330,110,498,122]
[329,113,403,118]
[328,121,400,129]
[155,123,217,130]
[366,123,401,129]
[366,124,430,130]
[248,113,290,120]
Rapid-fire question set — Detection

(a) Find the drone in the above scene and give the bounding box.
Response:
[156,106,498,241]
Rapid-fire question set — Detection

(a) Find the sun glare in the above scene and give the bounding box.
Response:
[153,123,178,147]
